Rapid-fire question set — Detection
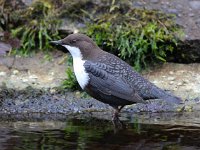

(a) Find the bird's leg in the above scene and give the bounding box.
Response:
[112,106,125,130]
[112,106,124,120]
[118,105,124,112]
[112,106,119,121]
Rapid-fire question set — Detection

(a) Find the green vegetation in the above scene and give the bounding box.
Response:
[85,8,182,71]
[61,68,80,91]
[13,1,61,55]
[1,0,61,55]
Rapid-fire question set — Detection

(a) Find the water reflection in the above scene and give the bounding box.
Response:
[0,117,200,150]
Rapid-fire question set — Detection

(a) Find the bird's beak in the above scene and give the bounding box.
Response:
[50,40,63,45]
[50,40,68,53]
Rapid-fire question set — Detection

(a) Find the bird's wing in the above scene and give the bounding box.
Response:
[84,61,145,103]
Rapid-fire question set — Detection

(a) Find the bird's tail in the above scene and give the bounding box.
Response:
[162,94,183,104]
[151,86,183,104]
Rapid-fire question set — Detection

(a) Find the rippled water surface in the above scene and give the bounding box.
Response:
[1,113,200,150]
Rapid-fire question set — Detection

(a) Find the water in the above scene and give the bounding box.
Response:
[1,113,200,150]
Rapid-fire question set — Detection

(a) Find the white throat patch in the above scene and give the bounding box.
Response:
[64,45,89,89]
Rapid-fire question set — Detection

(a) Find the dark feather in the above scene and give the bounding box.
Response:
[84,61,145,106]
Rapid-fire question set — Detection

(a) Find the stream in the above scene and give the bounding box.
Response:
[1,112,200,150]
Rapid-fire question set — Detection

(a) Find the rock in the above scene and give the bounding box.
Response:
[173,40,200,63]
[0,42,11,56]
[189,1,200,10]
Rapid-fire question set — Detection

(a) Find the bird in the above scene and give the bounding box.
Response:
[51,33,182,121]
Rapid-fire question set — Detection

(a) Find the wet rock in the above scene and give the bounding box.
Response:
[125,99,179,113]
[0,86,185,115]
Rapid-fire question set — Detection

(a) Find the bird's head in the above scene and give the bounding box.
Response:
[51,33,99,60]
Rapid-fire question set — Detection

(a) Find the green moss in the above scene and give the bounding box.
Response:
[84,6,183,71]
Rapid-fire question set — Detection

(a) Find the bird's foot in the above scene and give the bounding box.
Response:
[112,112,124,131]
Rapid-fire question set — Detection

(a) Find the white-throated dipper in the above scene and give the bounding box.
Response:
[51,33,182,120]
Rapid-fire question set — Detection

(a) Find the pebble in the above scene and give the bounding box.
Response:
[29,75,38,79]
[150,0,159,3]
[49,72,55,76]
[134,2,144,7]
[167,77,175,81]
[75,91,81,98]
[13,70,19,75]
[177,82,183,86]
[178,70,186,74]
[50,88,56,93]
[189,13,195,17]
[169,71,174,75]
[0,72,6,76]
[10,75,16,78]
[183,79,189,83]
[152,80,159,84]
[22,78,29,83]
[196,18,200,27]
[169,81,174,85]
[177,14,182,17]
[168,9,179,14]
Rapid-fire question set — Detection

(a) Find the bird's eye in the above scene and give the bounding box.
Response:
[70,39,76,44]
